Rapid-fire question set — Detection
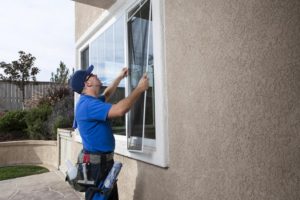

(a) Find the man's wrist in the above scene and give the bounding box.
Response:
[116,75,123,81]
[112,76,122,85]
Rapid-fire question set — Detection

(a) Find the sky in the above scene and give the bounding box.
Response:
[0,0,75,82]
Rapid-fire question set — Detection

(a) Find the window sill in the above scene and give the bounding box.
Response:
[114,135,156,154]
[73,131,156,153]
[114,135,167,167]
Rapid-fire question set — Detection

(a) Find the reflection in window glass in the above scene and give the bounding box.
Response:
[105,26,114,62]
[127,0,155,151]
[90,16,125,135]
[81,47,89,69]
[115,17,124,63]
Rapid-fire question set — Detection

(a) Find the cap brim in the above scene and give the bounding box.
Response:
[86,65,94,75]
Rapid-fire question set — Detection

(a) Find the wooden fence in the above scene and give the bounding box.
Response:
[0,81,53,111]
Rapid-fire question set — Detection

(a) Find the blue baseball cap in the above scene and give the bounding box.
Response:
[70,65,94,94]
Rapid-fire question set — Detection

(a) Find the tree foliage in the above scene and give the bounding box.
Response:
[50,61,69,85]
[0,51,40,104]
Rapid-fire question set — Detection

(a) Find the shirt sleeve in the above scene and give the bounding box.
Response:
[87,98,112,121]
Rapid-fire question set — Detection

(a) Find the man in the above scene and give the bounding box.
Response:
[70,65,149,200]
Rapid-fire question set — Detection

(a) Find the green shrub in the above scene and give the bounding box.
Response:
[53,116,71,136]
[38,85,71,106]
[0,86,74,141]
[46,95,74,139]
[0,110,28,140]
[34,85,74,140]
[23,85,74,140]
[25,104,52,140]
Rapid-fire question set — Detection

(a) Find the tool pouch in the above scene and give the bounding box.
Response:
[65,162,94,192]
[65,151,98,192]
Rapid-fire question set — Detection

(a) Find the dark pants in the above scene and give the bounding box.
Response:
[85,159,119,200]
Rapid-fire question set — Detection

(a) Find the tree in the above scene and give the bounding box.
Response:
[45,61,72,105]
[50,61,69,85]
[0,51,40,108]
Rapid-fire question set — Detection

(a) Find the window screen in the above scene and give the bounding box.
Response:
[127,0,155,151]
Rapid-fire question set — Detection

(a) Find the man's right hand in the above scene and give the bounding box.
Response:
[108,73,150,118]
[137,74,149,92]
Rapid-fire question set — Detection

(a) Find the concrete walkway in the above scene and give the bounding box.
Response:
[0,170,84,200]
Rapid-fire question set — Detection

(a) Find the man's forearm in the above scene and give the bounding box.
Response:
[108,73,148,118]
[116,87,143,115]
[103,76,123,101]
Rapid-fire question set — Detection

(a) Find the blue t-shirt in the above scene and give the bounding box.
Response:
[74,94,114,153]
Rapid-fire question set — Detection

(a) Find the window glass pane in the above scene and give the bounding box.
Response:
[90,40,97,74]
[127,0,155,151]
[105,26,114,62]
[81,47,89,69]
[98,34,105,78]
[89,16,125,135]
[115,17,124,64]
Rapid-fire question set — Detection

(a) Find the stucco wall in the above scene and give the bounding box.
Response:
[57,129,83,172]
[0,140,57,168]
[75,2,105,41]
[162,0,299,199]
[74,0,300,199]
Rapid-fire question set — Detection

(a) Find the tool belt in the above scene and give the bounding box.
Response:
[66,149,114,193]
[78,150,114,164]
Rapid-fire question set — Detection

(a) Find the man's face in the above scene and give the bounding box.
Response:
[85,73,102,91]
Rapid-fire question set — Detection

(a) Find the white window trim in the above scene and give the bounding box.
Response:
[75,0,168,167]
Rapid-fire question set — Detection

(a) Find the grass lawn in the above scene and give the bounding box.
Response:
[0,165,49,181]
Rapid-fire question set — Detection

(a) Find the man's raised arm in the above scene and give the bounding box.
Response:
[103,67,128,102]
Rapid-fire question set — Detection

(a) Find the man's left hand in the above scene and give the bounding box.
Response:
[119,67,128,79]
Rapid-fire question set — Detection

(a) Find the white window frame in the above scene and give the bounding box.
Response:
[75,0,168,167]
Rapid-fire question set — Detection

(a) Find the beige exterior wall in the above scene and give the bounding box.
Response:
[163,0,299,199]
[57,129,82,172]
[75,2,105,41]
[74,0,300,199]
[0,140,57,168]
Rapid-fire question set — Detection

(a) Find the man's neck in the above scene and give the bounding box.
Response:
[82,89,98,98]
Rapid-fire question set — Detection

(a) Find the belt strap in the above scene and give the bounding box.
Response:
[83,153,90,163]
[78,150,114,164]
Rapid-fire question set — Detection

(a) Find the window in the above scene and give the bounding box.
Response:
[76,0,168,167]
[127,0,155,151]
[90,16,126,136]
[81,47,89,69]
